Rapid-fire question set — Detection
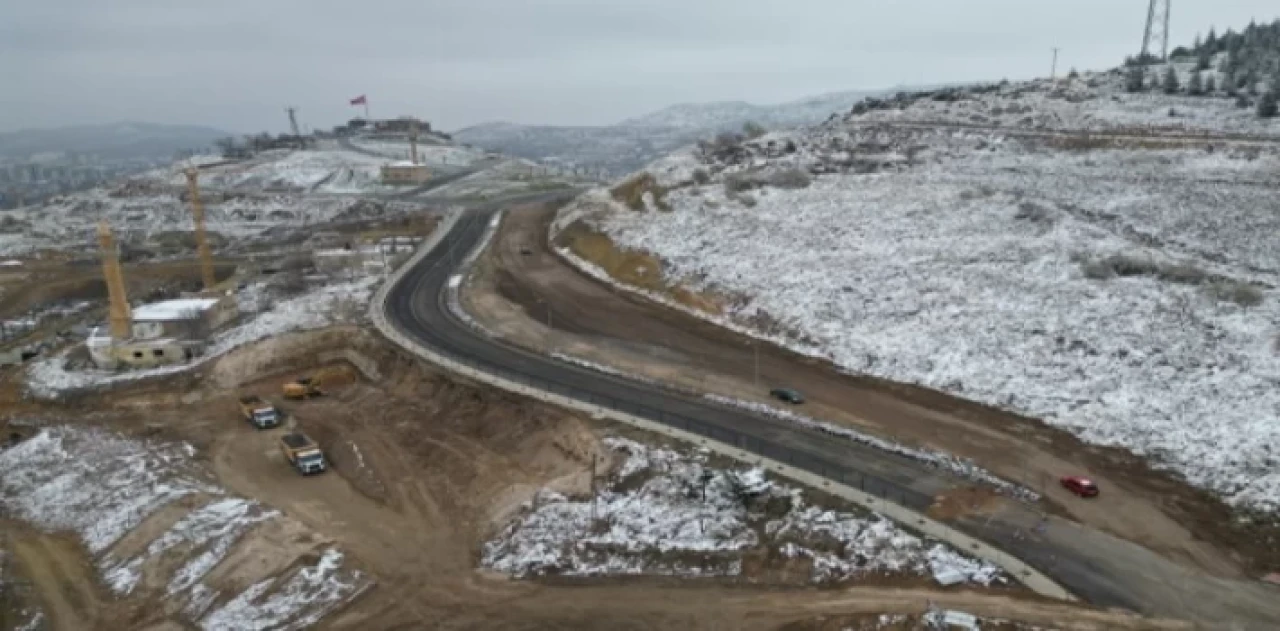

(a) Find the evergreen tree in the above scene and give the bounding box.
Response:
[1163,66,1180,94]
[1126,65,1146,92]
[1206,28,1218,52]
[1125,65,1146,92]
[1197,49,1212,70]
[1188,70,1204,95]
[1259,90,1279,119]
[1205,75,1217,94]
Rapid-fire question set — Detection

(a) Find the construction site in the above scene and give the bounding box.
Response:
[0,128,1184,631]
[4,22,1280,625]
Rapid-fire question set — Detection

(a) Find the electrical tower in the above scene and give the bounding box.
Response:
[1140,0,1172,63]
[286,106,301,137]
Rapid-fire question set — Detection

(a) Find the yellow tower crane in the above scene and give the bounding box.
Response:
[184,167,217,292]
[97,221,132,341]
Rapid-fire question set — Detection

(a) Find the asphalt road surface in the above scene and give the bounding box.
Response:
[385,208,1280,630]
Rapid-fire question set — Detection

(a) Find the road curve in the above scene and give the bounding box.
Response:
[383,208,1280,629]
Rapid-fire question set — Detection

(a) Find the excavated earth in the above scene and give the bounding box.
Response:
[0,325,1186,630]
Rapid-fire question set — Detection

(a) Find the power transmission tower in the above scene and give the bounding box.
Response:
[286,106,301,137]
[1140,0,1172,63]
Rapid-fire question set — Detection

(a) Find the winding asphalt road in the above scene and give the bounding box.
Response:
[385,209,1280,629]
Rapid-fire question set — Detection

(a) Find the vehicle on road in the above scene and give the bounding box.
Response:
[279,432,327,475]
[238,395,280,429]
[770,388,805,404]
[1060,475,1099,497]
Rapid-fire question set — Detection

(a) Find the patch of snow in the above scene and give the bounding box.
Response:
[132,298,220,322]
[0,427,216,554]
[483,436,1002,586]
[199,549,369,631]
[101,498,279,597]
[0,426,367,629]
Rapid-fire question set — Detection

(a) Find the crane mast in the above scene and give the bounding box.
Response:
[184,168,217,291]
[97,221,132,340]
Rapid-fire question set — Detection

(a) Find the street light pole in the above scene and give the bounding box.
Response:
[753,341,760,388]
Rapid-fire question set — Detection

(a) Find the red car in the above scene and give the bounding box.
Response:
[1060,476,1100,498]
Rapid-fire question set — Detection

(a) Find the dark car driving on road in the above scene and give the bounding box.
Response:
[770,388,805,404]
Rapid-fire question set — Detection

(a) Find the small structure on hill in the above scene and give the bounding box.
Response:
[88,220,238,371]
[380,121,431,185]
[380,161,431,185]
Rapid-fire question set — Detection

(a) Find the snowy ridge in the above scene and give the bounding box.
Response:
[0,426,369,628]
[559,70,1280,511]
[0,427,217,553]
[704,395,1038,502]
[482,437,1003,586]
[25,275,379,399]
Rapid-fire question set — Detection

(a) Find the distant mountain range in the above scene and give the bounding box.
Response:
[455,87,928,175]
[616,88,904,129]
[0,122,232,161]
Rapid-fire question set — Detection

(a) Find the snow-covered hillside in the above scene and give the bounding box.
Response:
[0,426,369,628]
[0,146,440,256]
[484,437,1002,586]
[555,70,1280,511]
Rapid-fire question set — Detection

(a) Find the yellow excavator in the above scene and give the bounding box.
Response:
[283,366,350,400]
[283,374,327,400]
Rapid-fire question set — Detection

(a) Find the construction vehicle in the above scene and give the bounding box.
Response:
[283,376,325,400]
[238,395,280,429]
[279,432,326,475]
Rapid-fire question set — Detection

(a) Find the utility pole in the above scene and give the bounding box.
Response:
[752,341,760,388]
[286,106,301,138]
[589,454,598,524]
[1051,47,1060,80]
[1140,0,1172,63]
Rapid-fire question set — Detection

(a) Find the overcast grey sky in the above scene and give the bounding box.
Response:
[2,1,1276,134]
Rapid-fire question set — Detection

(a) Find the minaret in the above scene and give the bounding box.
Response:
[97,221,132,340]
[184,168,217,291]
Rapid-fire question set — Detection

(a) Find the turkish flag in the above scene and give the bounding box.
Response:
[349,95,367,106]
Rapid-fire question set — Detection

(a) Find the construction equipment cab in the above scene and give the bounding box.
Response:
[283,376,324,400]
[238,395,280,429]
[279,432,326,475]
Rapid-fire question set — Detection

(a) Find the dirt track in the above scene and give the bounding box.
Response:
[0,326,1189,630]
[463,204,1274,581]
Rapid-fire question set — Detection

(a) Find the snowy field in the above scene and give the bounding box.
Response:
[556,74,1280,511]
[483,437,1003,586]
[187,148,394,195]
[0,146,444,256]
[0,186,400,257]
[0,426,369,628]
[25,274,379,399]
[854,67,1279,137]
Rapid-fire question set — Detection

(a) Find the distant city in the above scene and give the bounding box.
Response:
[0,152,202,209]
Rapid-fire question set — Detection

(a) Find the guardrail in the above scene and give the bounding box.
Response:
[368,209,1075,601]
